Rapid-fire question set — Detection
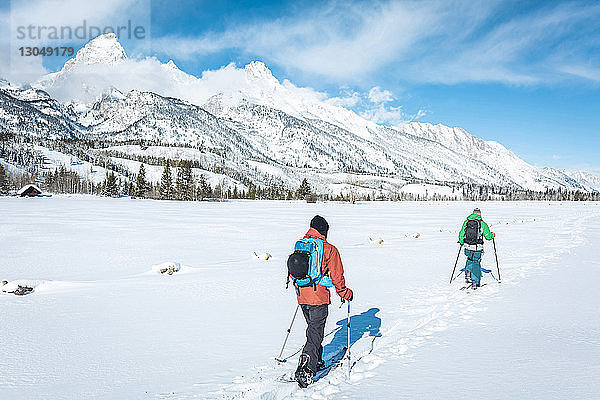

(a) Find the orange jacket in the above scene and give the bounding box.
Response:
[295,228,352,305]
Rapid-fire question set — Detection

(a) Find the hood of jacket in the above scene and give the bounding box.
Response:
[304,227,327,241]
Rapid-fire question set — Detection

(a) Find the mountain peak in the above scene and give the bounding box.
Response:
[67,33,127,68]
[101,86,126,101]
[165,60,178,70]
[244,61,275,80]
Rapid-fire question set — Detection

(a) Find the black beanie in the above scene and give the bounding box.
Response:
[310,215,329,237]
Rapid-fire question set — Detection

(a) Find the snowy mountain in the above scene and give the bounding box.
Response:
[0,33,598,194]
[0,87,75,139]
[75,88,266,163]
[561,170,600,192]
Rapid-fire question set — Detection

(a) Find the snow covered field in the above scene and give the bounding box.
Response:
[1,197,599,399]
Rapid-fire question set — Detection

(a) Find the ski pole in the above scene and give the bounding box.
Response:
[450,244,463,283]
[453,269,465,281]
[275,304,300,362]
[346,300,351,379]
[493,237,501,282]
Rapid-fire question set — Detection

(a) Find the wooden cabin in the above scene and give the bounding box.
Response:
[17,184,42,197]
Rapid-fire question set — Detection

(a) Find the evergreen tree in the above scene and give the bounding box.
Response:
[159,160,174,200]
[176,160,195,200]
[0,164,8,195]
[120,179,128,196]
[196,173,212,200]
[43,166,88,194]
[297,178,311,199]
[103,172,119,196]
[136,163,149,198]
[247,183,256,199]
[213,183,223,200]
[128,182,136,197]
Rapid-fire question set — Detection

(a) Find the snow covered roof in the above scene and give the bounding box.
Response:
[17,184,42,196]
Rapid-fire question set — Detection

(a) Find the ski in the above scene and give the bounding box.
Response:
[463,283,488,292]
[460,282,489,291]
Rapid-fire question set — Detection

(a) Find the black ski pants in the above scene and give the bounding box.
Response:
[300,304,328,373]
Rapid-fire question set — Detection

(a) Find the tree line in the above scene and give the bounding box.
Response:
[129,162,309,201]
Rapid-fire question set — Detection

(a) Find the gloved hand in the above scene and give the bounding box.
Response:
[342,288,353,301]
[491,232,496,237]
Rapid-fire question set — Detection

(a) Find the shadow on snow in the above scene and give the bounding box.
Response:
[314,307,382,381]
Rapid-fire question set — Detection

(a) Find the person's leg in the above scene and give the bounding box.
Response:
[317,344,324,370]
[313,305,327,369]
[464,249,474,284]
[471,251,482,286]
[296,304,313,386]
[299,304,312,366]
[301,304,328,373]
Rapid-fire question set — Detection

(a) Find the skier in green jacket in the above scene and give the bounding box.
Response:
[458,208,495,288]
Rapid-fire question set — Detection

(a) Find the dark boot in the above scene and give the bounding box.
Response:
[295,354,314,388]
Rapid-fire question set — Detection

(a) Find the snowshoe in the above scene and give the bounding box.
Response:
[295,354,314,388]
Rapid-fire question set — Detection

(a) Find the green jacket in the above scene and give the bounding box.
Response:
[458,214,494,244]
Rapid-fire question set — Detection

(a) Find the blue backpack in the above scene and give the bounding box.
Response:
[286,237,333,290]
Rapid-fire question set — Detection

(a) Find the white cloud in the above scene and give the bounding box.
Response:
[151,1,440,80]
[367,86,393,103]
[358,103,427,127]
[43,57,193,103]
[411,109,427,120]
[327,90,361,107]
[323,85,424,126]
[408,2,600,85]
[150,1,600,86]
[558,65,600,82]
[359,104,406,127]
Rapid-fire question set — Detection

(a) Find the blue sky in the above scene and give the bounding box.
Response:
[2,0,599,170]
